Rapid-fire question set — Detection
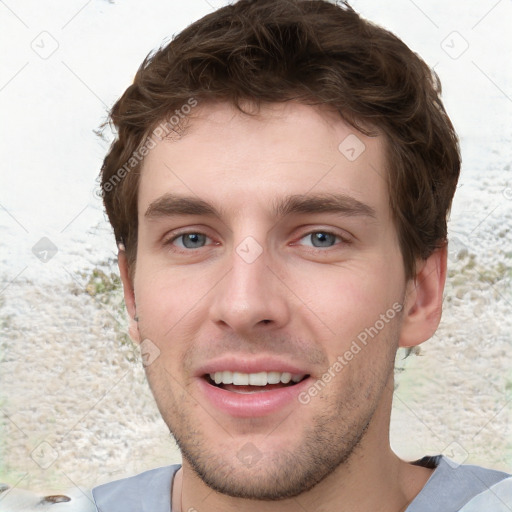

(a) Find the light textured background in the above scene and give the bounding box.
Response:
[0,0,511,497]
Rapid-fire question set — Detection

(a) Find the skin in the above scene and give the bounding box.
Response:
[119,101,447,512]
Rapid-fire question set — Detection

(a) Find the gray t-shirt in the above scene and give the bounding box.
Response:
[91,455,512,511]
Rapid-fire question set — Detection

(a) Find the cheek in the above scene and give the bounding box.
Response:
[288,260,404,348]
[133,266,208,346]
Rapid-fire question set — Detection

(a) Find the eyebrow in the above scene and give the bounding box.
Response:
[144,192,376,220]
[145,194,220,219]
[273,193,376,219]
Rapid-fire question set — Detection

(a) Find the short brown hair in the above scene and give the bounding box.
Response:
[100,0,460,279]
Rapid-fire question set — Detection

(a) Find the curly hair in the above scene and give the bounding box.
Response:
[100,0,461,279]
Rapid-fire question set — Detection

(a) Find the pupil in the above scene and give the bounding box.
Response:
[183,233,205,248]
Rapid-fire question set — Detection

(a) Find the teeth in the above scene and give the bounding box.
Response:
[233,372,249,385]
[249,372,267,386]
[280,372,291,384]
[221,370,233,384]
[267,371,281,384]
[209,371,306,386]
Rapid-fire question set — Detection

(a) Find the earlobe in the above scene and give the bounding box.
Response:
[399,244,447,348]
[118,249,141,345]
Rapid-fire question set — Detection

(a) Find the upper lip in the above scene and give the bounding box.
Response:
[195,356,311,378]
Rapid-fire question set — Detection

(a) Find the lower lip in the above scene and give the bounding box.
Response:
[197,377,312,418]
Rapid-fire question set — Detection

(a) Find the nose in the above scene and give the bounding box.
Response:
[209,238,291,336]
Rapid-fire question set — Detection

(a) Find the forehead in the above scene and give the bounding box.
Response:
[138,101,390,220]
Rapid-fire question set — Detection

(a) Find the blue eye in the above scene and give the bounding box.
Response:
[173,233,208,249]
[300,232,340,248]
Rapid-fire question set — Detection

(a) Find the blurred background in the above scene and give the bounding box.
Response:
[0,0,511,496]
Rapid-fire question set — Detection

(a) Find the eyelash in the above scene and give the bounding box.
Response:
[294,231,352,249]
[164,229,352,252]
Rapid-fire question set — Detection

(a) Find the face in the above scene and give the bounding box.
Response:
[128,101,409,499]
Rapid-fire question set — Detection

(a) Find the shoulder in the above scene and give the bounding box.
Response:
[91,464,181,512]
[409,455,511,512]
[459,476,512,511]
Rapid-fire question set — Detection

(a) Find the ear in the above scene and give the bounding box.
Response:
[118,248,141,345]
[399,244,447,348]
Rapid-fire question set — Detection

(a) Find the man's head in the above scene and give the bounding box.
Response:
[99,0,460,502]
[101,0,460,281]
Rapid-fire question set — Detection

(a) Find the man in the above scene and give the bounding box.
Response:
[92,0,511,510]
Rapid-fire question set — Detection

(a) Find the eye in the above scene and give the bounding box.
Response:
[298,231,345,248]
[170,232,210,249]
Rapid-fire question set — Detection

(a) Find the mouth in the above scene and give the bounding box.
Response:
[198,367,312,418]
[204,371,310,394]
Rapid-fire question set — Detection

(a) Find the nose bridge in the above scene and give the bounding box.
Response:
[210,234,290,332]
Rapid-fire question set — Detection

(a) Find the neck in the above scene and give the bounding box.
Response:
[174,451,431,512]
[171,395,433,512]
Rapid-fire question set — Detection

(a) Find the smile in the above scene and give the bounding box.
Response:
[199,368,312,417]
[207,371,307,392]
